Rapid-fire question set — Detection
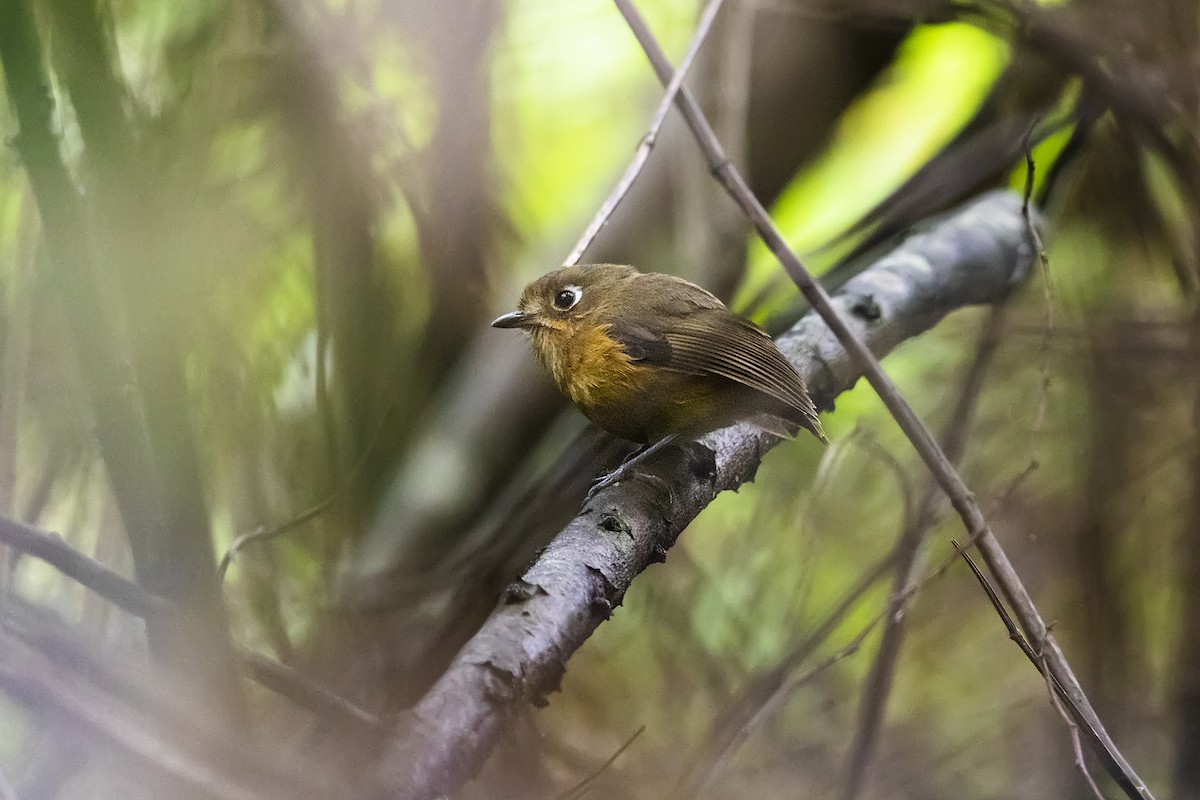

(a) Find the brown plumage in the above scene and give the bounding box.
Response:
[493,264,825,449]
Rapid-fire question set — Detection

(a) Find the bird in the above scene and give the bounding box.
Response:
[492,264,825,497]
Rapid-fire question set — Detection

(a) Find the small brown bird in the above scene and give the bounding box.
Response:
[493,264,825,495]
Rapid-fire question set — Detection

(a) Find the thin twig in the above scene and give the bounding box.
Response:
[219,504,331,583]
[0,516,172,619]
[562,0,726,266]
[217,403,396,581]
[990,459,1040,509]
[611,2,1150,796]
[0,516,378,728]
[1021,121,1055,466]
[1041,656,1108,800]
[553,725,645,800]
[238,648,380,729]
[952,541,1107,799]
[784,617,881,693]
[675,547,898,798]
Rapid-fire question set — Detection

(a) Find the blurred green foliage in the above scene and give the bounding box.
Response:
[1,0,1196,798]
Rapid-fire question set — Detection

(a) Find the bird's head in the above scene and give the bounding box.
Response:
[491,264,637,337]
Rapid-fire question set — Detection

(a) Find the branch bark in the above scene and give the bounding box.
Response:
[372,190,1037,800]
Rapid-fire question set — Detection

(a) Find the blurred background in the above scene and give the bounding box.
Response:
[0,0,1196,798]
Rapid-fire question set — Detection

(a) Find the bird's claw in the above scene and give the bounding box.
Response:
[585,436,680,503]
[585,466,671,503]
[585,470,622,502]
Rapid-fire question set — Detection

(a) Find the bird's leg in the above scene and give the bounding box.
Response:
[586,435,676,501]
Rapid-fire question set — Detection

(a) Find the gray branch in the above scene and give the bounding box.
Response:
[0,516,172,619]
[372,189,1037,800]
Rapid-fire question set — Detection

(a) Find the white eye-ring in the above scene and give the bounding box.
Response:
[552,285,582,310]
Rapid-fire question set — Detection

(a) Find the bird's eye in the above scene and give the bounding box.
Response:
[553,286,582,310]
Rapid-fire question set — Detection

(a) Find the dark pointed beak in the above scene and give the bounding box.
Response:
[491,311,533,329]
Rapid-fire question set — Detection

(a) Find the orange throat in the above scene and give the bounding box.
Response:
[530,322,645,410]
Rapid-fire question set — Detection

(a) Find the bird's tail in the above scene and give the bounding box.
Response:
[753,408,827,445]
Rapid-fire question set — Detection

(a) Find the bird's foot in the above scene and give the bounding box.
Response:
[584,467,625,501]
[585,465,672,502]
[584,435,676,502]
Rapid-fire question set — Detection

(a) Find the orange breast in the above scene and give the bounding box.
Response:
[531,322,655,437]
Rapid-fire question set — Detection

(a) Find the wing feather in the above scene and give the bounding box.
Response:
[664,316,813,413]
[610,311,814,414]
[604,271,822,436]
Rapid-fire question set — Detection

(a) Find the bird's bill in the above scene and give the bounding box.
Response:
[491,311,534,329]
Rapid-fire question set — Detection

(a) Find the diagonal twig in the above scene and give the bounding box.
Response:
[238,649,380,730]
[218,403,397,581]
[610,2,1151,796]
[953,541,1106,799]
[0,516,172,620]
[563,0,727,266]
[1020,123,1055,465]
[553,724,646,800]
[0,515,378,729]
[1041,654,1108,800]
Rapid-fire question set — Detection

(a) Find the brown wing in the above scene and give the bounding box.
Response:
[605,271,823,437]
[663,312,816,417]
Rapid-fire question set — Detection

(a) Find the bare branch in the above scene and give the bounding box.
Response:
[372,190,1039,800]
[0,515,377,729]
[1021,127,1055,463]
[219,501,334,583]
[553,725,645,800]
[0,516,172,620]
[238,650,380,730]
[609,2,1151,797]
[563,0,726,266]
[952,542,1107,799]
[1043,661,1108,800]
